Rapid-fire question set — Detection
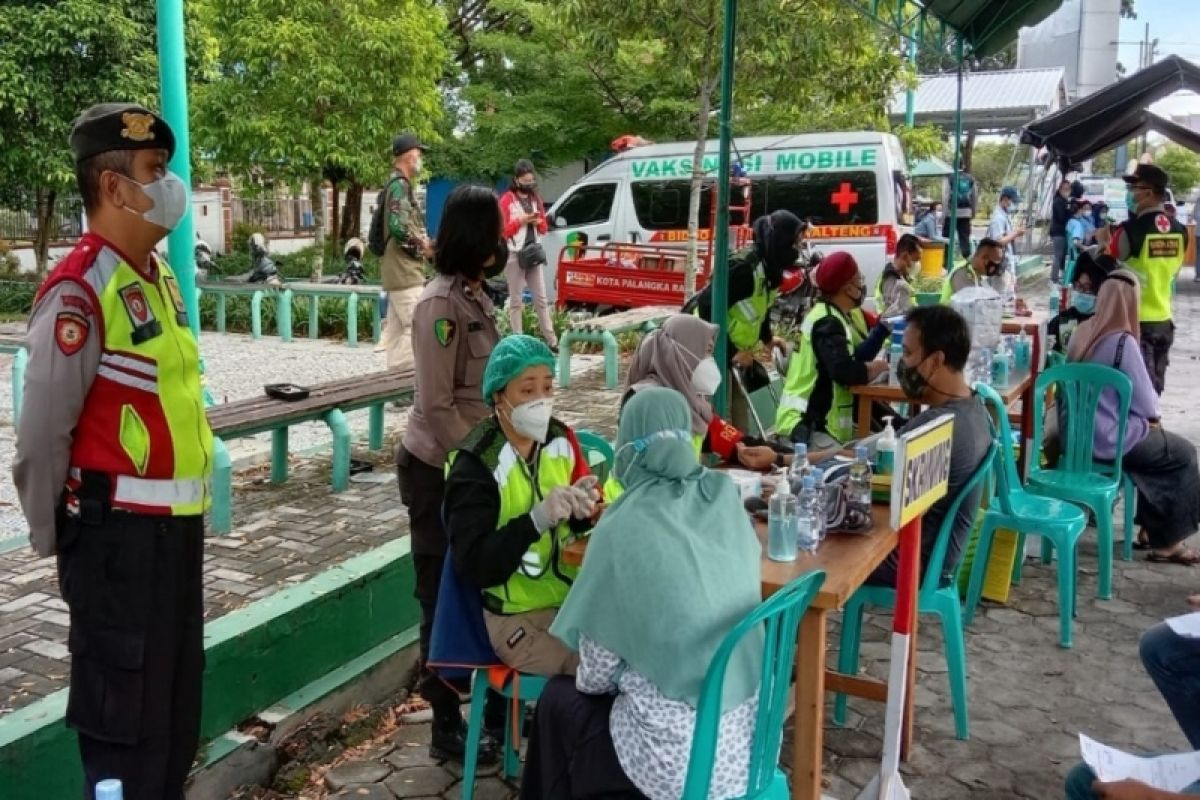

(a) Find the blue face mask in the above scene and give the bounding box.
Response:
[1071,291,1096,315]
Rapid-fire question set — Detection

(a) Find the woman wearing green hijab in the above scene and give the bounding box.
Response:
[521,387,764,800]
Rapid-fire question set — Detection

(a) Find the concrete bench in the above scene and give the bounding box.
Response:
[205,369,414,533]
[557,306,676,389]
[198,281,384,346]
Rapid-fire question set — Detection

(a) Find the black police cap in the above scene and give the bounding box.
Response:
[1123,163,1170,193]
[392,133,428,157]
[69,103,176,165]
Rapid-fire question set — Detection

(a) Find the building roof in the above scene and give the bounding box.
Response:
[889,67,1066,132]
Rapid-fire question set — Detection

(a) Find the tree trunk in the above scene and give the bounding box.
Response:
[963,130,977,173]
[310,179,326,281]
[34,188,57,275]
[340,182,364,241]
[684,29,718,297]
[330,182,341,249]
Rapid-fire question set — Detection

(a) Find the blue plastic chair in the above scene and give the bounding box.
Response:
[1025,363,1133,601]
[682,570,827,800]
[426,553,544,800]
[575,428,615,483]
[965,384,1089,647]
[833,438,998,741]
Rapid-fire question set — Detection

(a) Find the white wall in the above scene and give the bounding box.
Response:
[192,188,225,253]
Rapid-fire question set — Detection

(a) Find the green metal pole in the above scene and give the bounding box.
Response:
[902,0,916,128]
[947,36,965,268]
[156,0,199,337]
[711,0,738,417]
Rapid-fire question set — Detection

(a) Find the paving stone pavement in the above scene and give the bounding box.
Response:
[5,274,1200,798]
[0,325,609,714]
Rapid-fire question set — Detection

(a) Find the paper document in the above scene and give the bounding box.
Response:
[1166,611,1200,639]
[1080,733,1200,792]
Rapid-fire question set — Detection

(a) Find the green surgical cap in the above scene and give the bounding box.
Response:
[482,334,556,406]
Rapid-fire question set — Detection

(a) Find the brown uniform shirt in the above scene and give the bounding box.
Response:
[400,274,500,469]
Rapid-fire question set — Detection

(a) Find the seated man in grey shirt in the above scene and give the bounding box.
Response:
[868,305,992,587]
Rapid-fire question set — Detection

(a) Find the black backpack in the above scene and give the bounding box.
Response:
[368,177,403,257]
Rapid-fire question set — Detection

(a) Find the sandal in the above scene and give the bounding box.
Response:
[1132,529,1152,551]
[1147,547,1200,566]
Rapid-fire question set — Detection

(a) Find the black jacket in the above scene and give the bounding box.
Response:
[1049,195,1070,238]
[444,419,590,590]
[801,304,872,434]
[694,249,774,358]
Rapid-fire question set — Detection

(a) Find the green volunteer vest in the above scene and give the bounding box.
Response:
[1125,222,1185,324]
[448,417,580,615]
[727,263,778,351]
[939,263,978,304]
[774,302,865,442]
[874,266,912,314]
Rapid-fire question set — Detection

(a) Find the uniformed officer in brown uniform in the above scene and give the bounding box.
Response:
[396,184,507,760]
[13,104,212,798]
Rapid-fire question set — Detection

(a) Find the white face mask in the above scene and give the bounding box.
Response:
[507,397,553,444]
[691,356,723,396]
[118,171,188,231]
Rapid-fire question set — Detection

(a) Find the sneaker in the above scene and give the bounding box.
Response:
[429,717,500,765]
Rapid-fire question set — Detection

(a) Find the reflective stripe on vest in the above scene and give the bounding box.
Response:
[774,302,864,442]
[1126,227,1185,323]
[727,264,778,351]
[67,246,213,516]
[460,431,579,615]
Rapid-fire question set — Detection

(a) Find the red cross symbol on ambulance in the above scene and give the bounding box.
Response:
[831,182,859,215]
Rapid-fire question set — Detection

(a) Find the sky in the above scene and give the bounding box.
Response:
[1118,3,1200,118]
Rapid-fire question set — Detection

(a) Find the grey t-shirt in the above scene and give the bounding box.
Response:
[899,396,991,583]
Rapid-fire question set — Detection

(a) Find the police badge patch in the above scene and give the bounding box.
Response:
[118,283,163,344]
[55,312,89,356]
[434,318,457,347]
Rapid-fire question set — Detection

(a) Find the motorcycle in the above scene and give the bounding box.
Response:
[246,232,284,287]
[328,238,367,285]
[194,238,216,280]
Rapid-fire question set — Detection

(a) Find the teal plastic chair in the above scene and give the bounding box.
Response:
[833,438,998,741]
[1025,363,1133,601]
[575,429,615,484]
[461,669,547,800]
[682,570,826,800]
[965,384,1089,647]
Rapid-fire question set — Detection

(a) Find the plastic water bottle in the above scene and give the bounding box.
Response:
[888,341,903,384]
[96,780,124,800]
[1049,283,1061,315]
[767,477,798,562]
[789,442,811,493]
[812,467,829,541]
[1014,330,1032,371]
[978,347,994,386]
[876,416,897,477]
[796,476,821,553]
[848,446,873,517]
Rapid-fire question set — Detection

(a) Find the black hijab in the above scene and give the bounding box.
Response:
[752,210,803,287]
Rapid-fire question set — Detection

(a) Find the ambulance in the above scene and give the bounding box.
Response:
[542,131,912,307]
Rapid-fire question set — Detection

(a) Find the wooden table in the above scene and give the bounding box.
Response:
[563,504,911,800]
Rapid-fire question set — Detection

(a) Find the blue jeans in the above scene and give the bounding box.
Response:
[1065,763,1200,798]
[1141,622,1200,748]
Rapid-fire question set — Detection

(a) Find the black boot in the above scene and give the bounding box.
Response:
[423,672,499,765]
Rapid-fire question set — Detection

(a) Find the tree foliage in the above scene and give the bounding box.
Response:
[968,140,1018,210]
[0,0,159,270]
[1155,145,1200,197]
[193,0,448,188]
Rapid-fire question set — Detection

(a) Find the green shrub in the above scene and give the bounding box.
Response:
[0,239,22,276]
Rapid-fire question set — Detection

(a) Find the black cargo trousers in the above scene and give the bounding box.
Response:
[56,481,204,800]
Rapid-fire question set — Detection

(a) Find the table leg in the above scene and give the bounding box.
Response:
[856,394,872,438]
[791,608,827,800]
[1019,385,1034,481]
[902,597,919,760]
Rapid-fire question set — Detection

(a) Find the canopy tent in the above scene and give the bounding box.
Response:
[888,68,1065,132]
[1021,55,1200,169]
[911,156,955,178]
